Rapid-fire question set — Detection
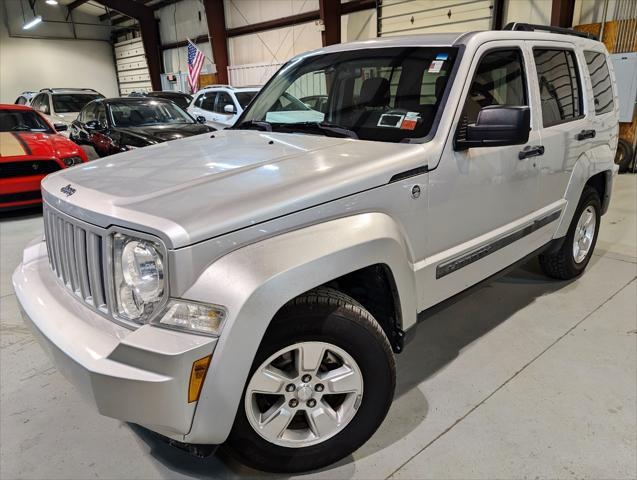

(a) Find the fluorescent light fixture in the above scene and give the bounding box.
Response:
[46,0,58,4]
[23,15,43,30]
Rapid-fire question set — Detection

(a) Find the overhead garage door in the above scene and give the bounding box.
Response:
[378,0,494,37]
[114,38,152,95]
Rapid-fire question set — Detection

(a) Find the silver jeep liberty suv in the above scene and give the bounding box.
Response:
[14,24,619,473]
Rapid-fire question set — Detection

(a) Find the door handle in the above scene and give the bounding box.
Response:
[576,129,596,140]
[519,145,545,160]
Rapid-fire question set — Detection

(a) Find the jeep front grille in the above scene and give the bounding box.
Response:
[43,204,111,314]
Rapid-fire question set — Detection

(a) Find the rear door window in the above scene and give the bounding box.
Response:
[583,51,614,115]
[533,49,583,127]
[215,92,235,114]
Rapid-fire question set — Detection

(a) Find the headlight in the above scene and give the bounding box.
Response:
[113,233,165,323]
[153,300,226,336]
[62,156,83,167]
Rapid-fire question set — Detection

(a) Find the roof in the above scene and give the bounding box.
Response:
[296,29,603,60]
[100,97,176,103]
[0,104,33,111]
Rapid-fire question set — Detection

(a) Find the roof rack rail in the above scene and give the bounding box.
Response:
[39,88,100,93]
[503,22,598,40]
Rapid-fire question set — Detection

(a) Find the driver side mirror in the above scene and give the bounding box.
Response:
[223,104,236,114]
[454,106,530,150]
[85,120,105,131]
[53,123,68,132]
[196,116,207,124]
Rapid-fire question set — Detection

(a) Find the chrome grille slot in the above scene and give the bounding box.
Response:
[43,204,109,315]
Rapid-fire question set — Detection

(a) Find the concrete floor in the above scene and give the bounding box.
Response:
[1,175,636,480]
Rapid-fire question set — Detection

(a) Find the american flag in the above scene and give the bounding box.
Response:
[187,40,205,93]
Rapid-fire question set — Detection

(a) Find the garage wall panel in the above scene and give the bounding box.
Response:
[341,9,377,42]
[0,15,118,103]
[114,38,152,94]
[502,0,551,25]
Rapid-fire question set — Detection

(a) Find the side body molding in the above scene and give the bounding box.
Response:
[182,212,417,444]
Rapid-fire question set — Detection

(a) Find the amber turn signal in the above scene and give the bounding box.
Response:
[188,355,212,403]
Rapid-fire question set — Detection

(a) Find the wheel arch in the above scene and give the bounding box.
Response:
[183,212,416,444]
[554,151,615,238]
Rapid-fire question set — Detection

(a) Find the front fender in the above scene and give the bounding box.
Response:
[182,212,416,444]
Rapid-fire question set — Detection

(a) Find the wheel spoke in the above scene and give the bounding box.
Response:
[306,403,339,438]
[321,365,361,394]
[251,366,289,394]
[299,343,325,374]
[259,404,294,439]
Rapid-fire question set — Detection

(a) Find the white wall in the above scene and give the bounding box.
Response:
[157,0,216,74]
[341,9,376,42]
[503,0,552,25]
[0,11,119,103]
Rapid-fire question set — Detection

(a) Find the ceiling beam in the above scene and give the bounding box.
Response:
[67,0,90,10]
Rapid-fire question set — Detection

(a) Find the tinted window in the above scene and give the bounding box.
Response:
[235,91,257,109]
[215,92,235,113]
[80,102,97,123]
[15,96,27,105]
[584,51,614,115]
[32,94,50,114]
[199,92,217,111]
[462,49,527,126]
[52,93,102,113]
[533,49,583,127]
[0,110,53,133]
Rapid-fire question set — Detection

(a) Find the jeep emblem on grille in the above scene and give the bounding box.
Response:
[60,184,76,197]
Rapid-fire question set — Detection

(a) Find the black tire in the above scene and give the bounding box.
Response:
[539,185,601,280]
[223,287,396,473]
[615,139,633,174]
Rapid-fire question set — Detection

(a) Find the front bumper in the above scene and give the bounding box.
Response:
[12,240,217,441]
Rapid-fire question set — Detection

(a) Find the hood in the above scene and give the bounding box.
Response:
[0,131,82,160]
[42,129,429,248]
[115,124,211,143]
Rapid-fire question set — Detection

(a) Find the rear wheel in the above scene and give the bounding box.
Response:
[539,185,601,280]
[615,139,633,174]
[223,287,396,473]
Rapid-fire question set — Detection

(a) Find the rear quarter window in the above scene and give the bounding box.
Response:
[583,51,614,115]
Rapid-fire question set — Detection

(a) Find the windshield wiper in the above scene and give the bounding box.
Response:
[277,122,358,139]
[234,120,272,132]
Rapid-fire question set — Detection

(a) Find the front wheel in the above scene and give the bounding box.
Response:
[223,287,396,473]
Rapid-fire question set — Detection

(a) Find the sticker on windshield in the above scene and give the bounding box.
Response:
[435,53,449,61]
[377,113,405,128]
[428,60,444,73]
[401,111,420,130]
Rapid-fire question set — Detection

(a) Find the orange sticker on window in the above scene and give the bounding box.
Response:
[401,119,417,130]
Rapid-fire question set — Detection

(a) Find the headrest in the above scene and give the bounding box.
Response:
[359,77,390,107]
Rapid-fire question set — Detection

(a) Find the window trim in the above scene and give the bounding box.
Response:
[453,45,531,149]
[583,50,614,116]
[532,46,586,128]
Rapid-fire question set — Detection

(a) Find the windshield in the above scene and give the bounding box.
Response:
[235,91,258,109]
[236,47,457,142]
[52,93,102,113]
[108,100,195,127]
[0,110,53,133]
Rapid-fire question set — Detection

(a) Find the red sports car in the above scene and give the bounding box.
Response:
[0,104,87,211]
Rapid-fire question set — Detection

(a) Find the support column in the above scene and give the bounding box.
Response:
[320,0,341,46]
[203,0,229,85]
[551,0,576,28]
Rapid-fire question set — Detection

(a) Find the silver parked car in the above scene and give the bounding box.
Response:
[14,24,619,473]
